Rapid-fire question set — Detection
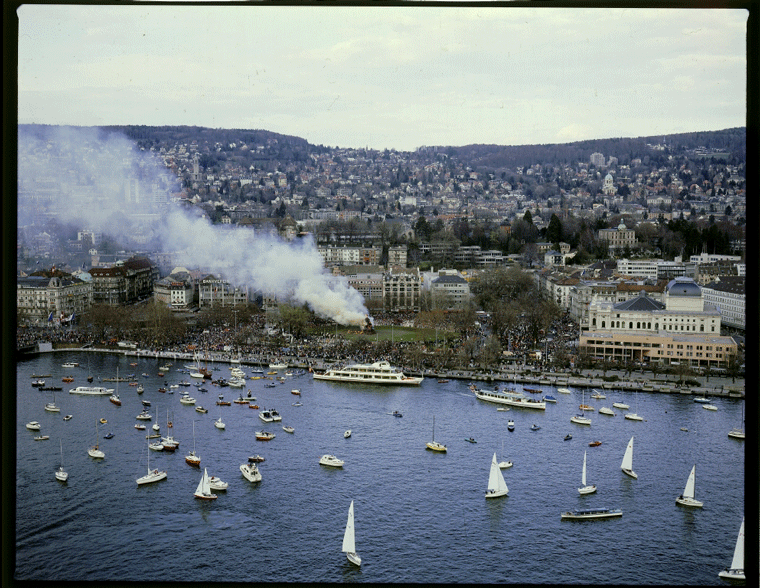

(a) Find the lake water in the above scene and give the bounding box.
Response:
[15,351,745,583]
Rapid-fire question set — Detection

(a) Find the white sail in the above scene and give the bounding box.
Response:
[342,501,356,553]
[582,451,588,486]
[194,474,205,496]
[621,436,634,471]
[729,517,744,570]
[682,465,696,500]
[487,453,508,494]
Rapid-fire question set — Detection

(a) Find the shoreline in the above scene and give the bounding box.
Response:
[19,343,744,400]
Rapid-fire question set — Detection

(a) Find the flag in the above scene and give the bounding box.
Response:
[47,311,53,322]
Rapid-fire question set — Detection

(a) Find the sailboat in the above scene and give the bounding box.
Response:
[624,393,643,421]
[44,390,60,412]
[485,453,509,498]
[620,436,637,478]
[718,517,745,581]
[571,390,591,425]
[136,441,167,485]
[193,467,217,500]
[498,440,513,469]
[342,500,361,567]
[676,464,703,507]
[55,439,68,482]
[88,420,105,458]
[426,416,446,452]
[578,450,596,494]
[109,367,121,406]
[185,420,201,467]
[727,404,745,439]
[214,404,225,430]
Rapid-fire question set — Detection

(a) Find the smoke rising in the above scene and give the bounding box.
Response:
[18,125,369,325]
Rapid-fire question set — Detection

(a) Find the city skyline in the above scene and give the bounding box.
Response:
[17,5,747,152]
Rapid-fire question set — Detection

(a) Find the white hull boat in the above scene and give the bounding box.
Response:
[621,436,637,479]
[320,454,344,467]
[240,463,262,483]
[313,361,422,385]
[718,517,745,581]
[485,453,508,498]
[193,468,217,500]
[137,443,167,485]
[578,450,597,495]
[675,464,703,508]
[342,500,361,567]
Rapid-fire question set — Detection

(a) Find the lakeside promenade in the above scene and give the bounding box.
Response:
[22,342,745,400]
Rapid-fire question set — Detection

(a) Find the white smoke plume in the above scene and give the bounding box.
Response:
[18,125,369,325]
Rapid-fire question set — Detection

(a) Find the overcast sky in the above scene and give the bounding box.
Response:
[17,4,747,152]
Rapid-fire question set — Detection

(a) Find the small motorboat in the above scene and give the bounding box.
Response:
[135,424,146,430]
[507,420,515,432]
[249,404,260,409]
[392,411,403,417]
[256,431,275,441]
[195,406,208,413]
[680,427,689,432]
[464,437,477,443]
[589,441,602,447]
[530,424,541,431]
[141,400,151,407]
[208,476,228,491]
[702,404,718,411]
[99,418,107,424]
[282,425,295,434]
[291,389,301,395]
[61,376,74,383]
[248,455,265,463]
[344,430,352,438]
[319,454,344,467]
[437,379,449,384]
[104,433,114,439]
[496,407,510,412]
[543,395,557,403]
[693,397,711,403]
[291,402,302,407]
[34,435,50,441]
[63,415,73,421]
[564,434,573,441]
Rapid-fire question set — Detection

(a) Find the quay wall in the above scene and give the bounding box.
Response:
[21,343,745,400]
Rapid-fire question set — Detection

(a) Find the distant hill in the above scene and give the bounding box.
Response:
[442,128,746,169]
[19,124,745,170]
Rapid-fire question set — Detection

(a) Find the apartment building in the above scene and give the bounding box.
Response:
[17,273,93,325]
[701,276,745,330]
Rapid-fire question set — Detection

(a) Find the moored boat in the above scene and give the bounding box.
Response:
[561,508,622,520]
[319,454,344,467]
[313,361,423,385]
[474,387,546,410]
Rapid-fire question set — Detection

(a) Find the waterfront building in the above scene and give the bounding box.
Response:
[88,256,155,305]
[17,271,92,326]
[153,270,195,310]
[579,277,736,368]
[197,275,248,308]
[430,269,471,310]
[383,268,422,312]
[701,276,745,331]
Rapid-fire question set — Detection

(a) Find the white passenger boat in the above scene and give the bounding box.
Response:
[473,388,546,410]
[561,508,622,520]
[69,386,114,396]
[313,361,423,385]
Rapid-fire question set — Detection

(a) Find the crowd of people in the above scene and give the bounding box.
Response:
[17,307,584,376]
